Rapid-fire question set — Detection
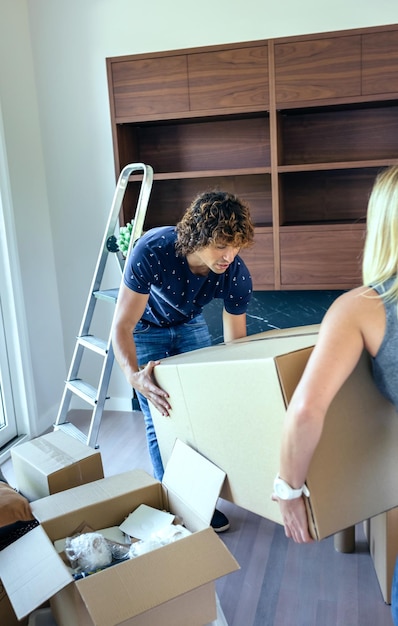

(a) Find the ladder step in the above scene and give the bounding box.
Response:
[65,379,98,405]
[93,288,119,303]
[54,422,88,445]
[78,335,108,355]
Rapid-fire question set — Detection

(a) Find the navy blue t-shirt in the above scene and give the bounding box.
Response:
[123,226,253,327]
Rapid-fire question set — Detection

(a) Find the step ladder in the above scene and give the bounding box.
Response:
[53,163,154,447]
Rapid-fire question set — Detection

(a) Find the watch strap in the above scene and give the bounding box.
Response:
[274,474,310,499]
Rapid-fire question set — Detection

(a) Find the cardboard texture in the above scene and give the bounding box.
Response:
[0,441,238,626]
[11,430,104,501]
[150,325,398,541]
[368,508,398,604]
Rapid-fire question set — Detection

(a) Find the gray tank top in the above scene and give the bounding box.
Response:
[371,278,398,410]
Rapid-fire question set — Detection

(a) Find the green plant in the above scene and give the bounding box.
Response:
[117,221,134,256]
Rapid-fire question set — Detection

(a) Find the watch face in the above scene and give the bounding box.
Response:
[274,478,291,499]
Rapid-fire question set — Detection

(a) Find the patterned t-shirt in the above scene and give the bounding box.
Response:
[123,226,252,327]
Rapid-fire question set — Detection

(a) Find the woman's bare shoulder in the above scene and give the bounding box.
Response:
[325,285,381,318]
[322,285,384,356]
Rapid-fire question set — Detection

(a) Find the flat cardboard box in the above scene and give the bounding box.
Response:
[368,508,398,604]
[0,440,238,626]
[150,325,398,541]
[11,430,104,501]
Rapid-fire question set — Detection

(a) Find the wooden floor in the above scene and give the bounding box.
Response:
[2,409,394,626]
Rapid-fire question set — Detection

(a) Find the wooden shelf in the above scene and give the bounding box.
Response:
[278,160,398,173]
[279,222,365,231]
[107,24,398,291]
[152,168,271,180]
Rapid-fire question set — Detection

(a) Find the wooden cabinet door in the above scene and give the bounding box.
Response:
[108,55,189,121]
[240,231,274,290]
[279,225,364,288]
[362,29,398,95]
[187,45,268,111]
[274,35,361,103]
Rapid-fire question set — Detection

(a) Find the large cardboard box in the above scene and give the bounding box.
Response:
[368,508,398,604]
[0,440,238,626]
[11,430,104,501]
[150,325,398,541]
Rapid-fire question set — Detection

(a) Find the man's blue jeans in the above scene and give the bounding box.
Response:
[392,557,398,624]
[133,315,212,480]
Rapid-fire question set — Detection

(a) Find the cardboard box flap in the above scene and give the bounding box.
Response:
[32,470,158,523]
[162,440,226,531]
[75,528,239,626]
[275,346,314,406]
[0,525,72,619]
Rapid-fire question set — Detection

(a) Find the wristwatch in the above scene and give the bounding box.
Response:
[273,474,310,500]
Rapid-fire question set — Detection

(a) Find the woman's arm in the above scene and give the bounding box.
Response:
[276,289,369,542]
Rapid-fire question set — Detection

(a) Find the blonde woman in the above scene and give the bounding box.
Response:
[273,166,398,622]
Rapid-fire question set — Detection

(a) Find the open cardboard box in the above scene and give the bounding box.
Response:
[150,325,398,541]
[11,430,104,501]
[0,440,239,626]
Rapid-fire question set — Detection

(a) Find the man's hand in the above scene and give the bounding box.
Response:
[272,494,314,544]
[131,360,171,416]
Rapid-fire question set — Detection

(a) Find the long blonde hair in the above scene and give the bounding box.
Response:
[362,166,398,302]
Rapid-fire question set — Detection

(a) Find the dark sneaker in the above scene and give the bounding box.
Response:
[211,509,230,533]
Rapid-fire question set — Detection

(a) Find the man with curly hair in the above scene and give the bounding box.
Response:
[112,190,254,531]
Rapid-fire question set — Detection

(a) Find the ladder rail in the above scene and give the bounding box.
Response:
[124,165,154,263]
[54,163,153,446]
[78,163,153,339]
[86,343,115,447]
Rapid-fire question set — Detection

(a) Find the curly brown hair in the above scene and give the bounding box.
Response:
[175,190,254,256]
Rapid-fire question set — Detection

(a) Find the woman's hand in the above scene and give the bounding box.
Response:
[273,494,314,543]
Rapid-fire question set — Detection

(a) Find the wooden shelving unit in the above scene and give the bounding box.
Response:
[106,24,398,291]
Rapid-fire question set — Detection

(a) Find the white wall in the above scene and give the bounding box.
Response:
[2,0,398,434]
[0,0,65,436]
